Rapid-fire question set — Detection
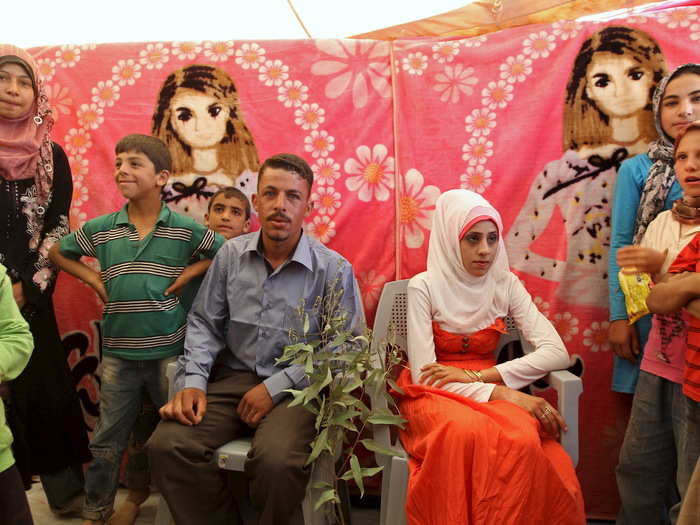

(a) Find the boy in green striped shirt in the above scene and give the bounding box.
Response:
[49,134,224,525]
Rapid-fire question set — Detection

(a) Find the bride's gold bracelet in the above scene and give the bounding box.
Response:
[463,369,485,382]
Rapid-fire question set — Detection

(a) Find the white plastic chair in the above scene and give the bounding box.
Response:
[369,279,583,525]
[154,362,330,525]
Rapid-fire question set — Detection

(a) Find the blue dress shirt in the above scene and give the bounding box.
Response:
[174,230,365,403]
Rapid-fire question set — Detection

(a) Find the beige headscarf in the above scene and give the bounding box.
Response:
[426,189,511,333]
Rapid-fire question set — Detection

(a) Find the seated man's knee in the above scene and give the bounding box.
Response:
[147,420,182,463]
[246,445,307,482]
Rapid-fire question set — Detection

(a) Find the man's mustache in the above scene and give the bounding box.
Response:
[267,213,291,222]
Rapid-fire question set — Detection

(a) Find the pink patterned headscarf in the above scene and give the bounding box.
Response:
[0,44,54,208]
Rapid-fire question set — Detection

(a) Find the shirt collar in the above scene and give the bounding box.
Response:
[291,233,313,271]
[243,230,313,272]
[115,202,170,226]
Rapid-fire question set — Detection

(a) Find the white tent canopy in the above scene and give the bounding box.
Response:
[10,0,471,47]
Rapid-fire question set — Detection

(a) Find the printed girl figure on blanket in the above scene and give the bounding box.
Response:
[507,26,667,307]
[152,64,260,224]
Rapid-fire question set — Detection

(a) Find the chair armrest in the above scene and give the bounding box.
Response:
[546,369,582,467]
[371,423,408,469]
[166,361,178,399]
[369,380,408,467]
[215,437,253,471]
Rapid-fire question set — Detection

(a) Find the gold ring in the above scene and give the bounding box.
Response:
[542,407,552,417]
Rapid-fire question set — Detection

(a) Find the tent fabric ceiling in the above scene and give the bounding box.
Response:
[352,0,696,40]
[7,0,695,48]
[7,0,469,48]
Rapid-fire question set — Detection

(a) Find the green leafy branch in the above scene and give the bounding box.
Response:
[276,273,406,524]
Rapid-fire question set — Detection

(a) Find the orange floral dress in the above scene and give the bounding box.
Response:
[395,319,585,525]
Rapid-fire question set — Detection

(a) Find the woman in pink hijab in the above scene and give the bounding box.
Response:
[0,44,90,516]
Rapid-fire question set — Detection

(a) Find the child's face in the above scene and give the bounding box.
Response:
[114,150,168,201]
[660,73,700,140]
[585,53,652,118]
[205,194,250,239]
[169,88,230,149]
[675,129,700,202]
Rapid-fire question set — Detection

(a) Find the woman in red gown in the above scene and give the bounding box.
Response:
[396,189,585,524]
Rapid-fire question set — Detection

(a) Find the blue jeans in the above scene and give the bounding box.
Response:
[616,370,700,525]
[83,355,175,520]
[123,393,159,492]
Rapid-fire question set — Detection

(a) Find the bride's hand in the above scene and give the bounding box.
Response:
[491,386,567,438]
[420,363,472,387]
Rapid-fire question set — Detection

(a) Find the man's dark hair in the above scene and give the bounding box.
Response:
[207,186,251,220]
[115,134,172,173]
[258,153,313,191]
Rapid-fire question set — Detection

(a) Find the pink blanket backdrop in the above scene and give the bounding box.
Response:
[28,5,700,518]
[393,7,700,518]
[35,37,396,428]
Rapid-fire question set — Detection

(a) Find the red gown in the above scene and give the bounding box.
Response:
[395,319,585,525]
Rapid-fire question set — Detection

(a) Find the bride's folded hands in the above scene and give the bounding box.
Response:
[491,385,567,438]
[419,363,502,387]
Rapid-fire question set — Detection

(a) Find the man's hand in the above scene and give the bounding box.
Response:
[159,388,207,426]
[608,319,639,363]
[238,383,274,427]
[12,282,25,309]
[617,246,666,274]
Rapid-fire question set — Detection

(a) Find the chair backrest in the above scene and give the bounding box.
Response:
[371,280,409,363]
[369,280,410,461]
[370,279,534,377]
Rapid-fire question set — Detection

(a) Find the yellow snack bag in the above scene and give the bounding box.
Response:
[618,269,653,324]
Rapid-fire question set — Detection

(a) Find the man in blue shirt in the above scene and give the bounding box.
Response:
[149,153,364,525]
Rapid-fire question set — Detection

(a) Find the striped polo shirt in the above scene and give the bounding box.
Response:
[59,203,224,360]
[669,232,700,402]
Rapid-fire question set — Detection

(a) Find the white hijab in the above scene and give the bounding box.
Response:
[426,189,511,333]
